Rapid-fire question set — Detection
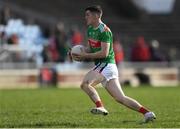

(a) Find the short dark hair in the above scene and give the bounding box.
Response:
[85,5,103,15]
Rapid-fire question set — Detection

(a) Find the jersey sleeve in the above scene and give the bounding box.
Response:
[100,31,112,43]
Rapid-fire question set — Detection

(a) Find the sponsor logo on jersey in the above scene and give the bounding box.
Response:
[88,38,101,48]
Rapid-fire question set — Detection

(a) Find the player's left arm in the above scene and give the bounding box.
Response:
[72,43,109,60]
[84,45,91,53]
[82,42,110,59]
[74,42,110,60]
[74,31,111,60]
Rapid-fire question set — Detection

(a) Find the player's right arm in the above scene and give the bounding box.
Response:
[84,45,91,53]
[67,48,73,62]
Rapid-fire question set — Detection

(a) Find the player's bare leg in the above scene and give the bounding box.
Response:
[80,70,108,115]
[105,78,156,122]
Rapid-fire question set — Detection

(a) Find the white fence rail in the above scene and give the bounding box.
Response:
[0,62,179,89]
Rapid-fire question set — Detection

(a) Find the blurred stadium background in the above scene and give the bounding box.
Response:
[0,0,180,88]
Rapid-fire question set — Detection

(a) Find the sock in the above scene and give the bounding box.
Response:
[139,107,149,114]
[95,101,103,107]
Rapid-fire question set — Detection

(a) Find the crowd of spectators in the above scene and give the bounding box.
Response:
[130,36,151,62]
[129,36,176,62]
[0,6,84,66]
[0,6,177,67]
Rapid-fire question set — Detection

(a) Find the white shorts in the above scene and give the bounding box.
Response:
[92,63,119,87]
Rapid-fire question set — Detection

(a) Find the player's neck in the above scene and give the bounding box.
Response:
[92,19,102,29]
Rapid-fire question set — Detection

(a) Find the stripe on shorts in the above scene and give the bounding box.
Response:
[99,63,108,73]
[93,62,101,70]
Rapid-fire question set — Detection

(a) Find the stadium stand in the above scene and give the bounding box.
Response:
[0,0,180,88]
[1,0,180,60]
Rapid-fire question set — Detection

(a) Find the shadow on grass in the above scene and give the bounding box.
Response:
[122,119,157,125]
[3,121,81,128]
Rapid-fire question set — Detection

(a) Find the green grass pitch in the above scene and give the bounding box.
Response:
[1,86,180,128]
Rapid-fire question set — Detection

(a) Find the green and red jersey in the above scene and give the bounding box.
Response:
[87,22,115,65]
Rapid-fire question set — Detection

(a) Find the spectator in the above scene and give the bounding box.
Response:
[41,45,51,63]
[54,22,68,62]
[70,27,83,45]
[0,6,12,25]
[130,36,151,62]
[149,40,166,62]
[167,47,177,62]
[48,38,60,62]
[7,34,19,45]
[0,31,7,45]
[113,38,124,65]
[47,26,60,62]
[39,67,53,86]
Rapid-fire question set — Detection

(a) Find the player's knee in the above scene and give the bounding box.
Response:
[80,81,90,90]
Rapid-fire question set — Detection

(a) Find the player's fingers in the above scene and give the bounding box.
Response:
[72,53,80,57]
[67,51,73,62]
[80,47,84,52]
[67,51,71,58]
[67,49,71,56]
[74,57,82,62]
[68,47,72,51]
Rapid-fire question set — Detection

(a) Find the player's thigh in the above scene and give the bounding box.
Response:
[105,78,125,99]
[82,70,105,87]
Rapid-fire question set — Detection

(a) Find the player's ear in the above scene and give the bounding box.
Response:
[95,13,100,19]
[96,11,102,18]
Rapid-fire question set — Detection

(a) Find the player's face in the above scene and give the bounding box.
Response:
[85,10,97,26]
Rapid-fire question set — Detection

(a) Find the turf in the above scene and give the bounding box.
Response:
[0,86,180,128]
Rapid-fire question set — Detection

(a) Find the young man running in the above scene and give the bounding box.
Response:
[71,5,156,123]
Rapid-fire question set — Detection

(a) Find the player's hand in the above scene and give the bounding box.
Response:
[67,48,73,62]
[71,48,87,61]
